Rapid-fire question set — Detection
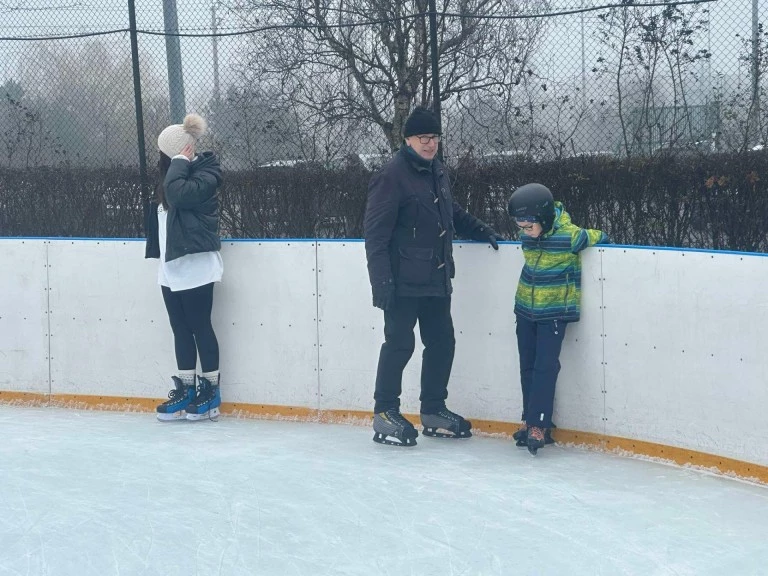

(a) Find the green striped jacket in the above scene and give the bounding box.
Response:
[515,202,608,322]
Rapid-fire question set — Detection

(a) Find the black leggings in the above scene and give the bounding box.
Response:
[161,283,219,373]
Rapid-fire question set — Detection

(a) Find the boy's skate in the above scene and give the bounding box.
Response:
[373,409,418,447]
[526,426,546,456]
[156,376,195,421]
[514,423,556,447]
[185,376,221,421]
[420,409,472,439]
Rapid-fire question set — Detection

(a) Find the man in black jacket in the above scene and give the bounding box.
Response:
[364,106,502,447]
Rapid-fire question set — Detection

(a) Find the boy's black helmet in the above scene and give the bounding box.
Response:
[507,183,556,232]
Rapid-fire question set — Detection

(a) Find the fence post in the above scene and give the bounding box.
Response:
[163,0,187,123]
[428,0,443,160]
[212,2,221,105]
[128,0,149,238]
[750,0,761,147]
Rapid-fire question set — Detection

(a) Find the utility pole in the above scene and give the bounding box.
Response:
[580,0,586,108]
[163,0,186,123]
[128,0,149,238]
[750,0,760,146]
[428,0,443,159]
[212,2,220,104]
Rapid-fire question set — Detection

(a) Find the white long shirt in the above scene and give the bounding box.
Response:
[157,203,224,292]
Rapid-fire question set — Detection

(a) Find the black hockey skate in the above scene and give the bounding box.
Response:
[420,409,472,439]
[373,408,418,447]
[156,376,195,422]
[185,376,221,421]
[514,424,556,447]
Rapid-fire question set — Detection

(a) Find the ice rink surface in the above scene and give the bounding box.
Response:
[1,406,766,576]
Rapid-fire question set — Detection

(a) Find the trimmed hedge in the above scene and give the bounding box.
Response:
[1,152,766,252]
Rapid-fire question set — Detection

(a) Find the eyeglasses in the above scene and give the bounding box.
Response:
[416,135,441,145]
[516,221,536,231]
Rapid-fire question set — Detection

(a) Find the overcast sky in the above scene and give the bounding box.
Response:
[0,0,763,111]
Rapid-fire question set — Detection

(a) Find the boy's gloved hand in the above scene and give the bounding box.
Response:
[372,279,395,311]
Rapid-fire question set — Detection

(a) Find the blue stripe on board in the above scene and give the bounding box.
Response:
[0,237,765,258]
[0,237,145,242]
[0,237,322,243]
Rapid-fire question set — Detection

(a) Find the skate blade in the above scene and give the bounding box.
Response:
[527,442,543,456]
[372,432,417,447]
[157,411,187,422]
[422,427,472,439]
[186,407,220,421]
[516,438,553,447]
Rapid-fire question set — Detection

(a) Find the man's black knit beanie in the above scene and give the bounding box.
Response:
[403,106,441,137]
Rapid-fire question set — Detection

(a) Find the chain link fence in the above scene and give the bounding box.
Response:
[2,0,768,248]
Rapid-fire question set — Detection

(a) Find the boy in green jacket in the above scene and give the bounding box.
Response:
[507,183,609,455]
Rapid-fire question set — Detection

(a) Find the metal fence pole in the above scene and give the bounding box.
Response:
[428,0,443,159]
[751,0,761,147]
[212,2,221,104]
[163,0,187,123]
[128,0,149,235]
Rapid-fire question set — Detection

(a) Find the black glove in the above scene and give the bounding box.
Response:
[475,224,503,250]
[372,279,396,311]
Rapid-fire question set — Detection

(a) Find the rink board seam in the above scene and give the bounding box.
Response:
[2,390,766,486]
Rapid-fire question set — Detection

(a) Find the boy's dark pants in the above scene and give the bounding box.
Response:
[374,296,455,414]
[516,315,567,429]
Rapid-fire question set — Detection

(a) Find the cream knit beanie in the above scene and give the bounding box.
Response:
[157,113,207,157]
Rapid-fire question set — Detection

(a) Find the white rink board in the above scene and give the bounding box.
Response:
[551,248,606,435]
[0,240,49,394]
[317,241,605,428]
[449,242,524,422]
[214,241,319,408]
[602,248,768,467]
[4,239,768,469]
[452,244,606,432]
[316,241,424,413]
[47,240,174,398]
[47,240,319,408]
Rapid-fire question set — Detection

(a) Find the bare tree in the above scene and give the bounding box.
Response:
[15,40,168,167]
[714,25,768,152]
[0,79,62,168]
[223,0,547,151]
[594,4,711,158]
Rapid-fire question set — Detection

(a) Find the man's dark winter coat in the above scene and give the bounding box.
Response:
[364,146,490,298]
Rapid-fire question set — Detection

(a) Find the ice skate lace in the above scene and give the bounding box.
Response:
[193,381,209,405]
[164,384,185,403]
[437,409,460,422]
[194,378,219,422]
[385,409,412,428]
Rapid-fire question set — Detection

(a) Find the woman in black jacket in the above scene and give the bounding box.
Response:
[145,113,224,422]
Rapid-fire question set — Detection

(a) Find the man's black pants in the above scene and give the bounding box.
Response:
[374,296,455,414]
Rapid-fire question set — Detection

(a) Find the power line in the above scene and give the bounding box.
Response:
[0,1,83,11]
[0,0,719,42]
